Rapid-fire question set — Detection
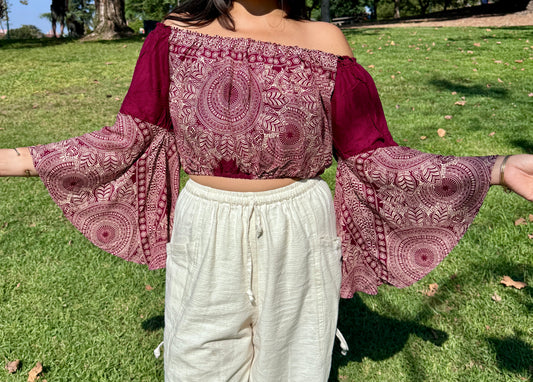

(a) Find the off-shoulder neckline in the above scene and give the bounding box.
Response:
[158,22,348,59]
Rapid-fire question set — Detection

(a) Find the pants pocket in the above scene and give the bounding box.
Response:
[312,236,342,356]
[164,241,198,357]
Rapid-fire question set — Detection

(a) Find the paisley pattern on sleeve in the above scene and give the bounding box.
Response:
[30,113,180,269]
[335,146,497,297]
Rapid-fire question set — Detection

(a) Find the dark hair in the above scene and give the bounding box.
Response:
[165,0,308,31]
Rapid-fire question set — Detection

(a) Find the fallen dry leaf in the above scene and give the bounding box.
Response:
[444,115,453,120]
[455,100,466,106]
[451,91,457,95]
[105,62,114,65]
[500,276,527,289]
[28,362,43,382]
[529,93,533,97]
[528,233,533,239]
[515,60,524,63]
[437,128,446,137]
[424,283,439,296]
[491,292,502,302]
[529,214,533,222]
[0,95,6,99]
[485,325,490,330]
[145,285,154,291]
[515,217,527,226]
[494,60,502,64]
[474,42,481,47]
[5,359,20,374]
[420,136,427,140]
[497,78,504,83]
[488,131,496,136]
[367,64,375,69]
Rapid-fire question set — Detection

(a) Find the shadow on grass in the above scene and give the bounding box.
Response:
[329,294,448,381]
[142,315,164,332]
[510,139,533,153]
[429,78,509,99]
[487,335,533,375]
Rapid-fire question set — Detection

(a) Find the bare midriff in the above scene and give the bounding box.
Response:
[189,175,300,192]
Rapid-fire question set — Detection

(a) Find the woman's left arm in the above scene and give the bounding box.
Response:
[491,155,533,201]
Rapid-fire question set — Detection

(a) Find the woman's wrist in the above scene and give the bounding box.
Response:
[0,147,38,177]
[490,155,506,186]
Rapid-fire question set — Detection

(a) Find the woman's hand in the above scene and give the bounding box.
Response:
[0,148,38,177]
[492,154,533,202]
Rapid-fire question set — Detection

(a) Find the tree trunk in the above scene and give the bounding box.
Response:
[321,0,330,23]
[372,0,379,20]
[394,0,400,19]
[84,0,132,40]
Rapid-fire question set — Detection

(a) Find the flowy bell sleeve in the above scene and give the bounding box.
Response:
[29,24,180,270]
[332,57,497,298]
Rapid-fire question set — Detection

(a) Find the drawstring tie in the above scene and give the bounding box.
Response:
[244,201,262,305]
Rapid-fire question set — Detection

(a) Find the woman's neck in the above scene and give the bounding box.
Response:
[230,1,287,33]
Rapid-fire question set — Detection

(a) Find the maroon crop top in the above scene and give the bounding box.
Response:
[30,23,495,297]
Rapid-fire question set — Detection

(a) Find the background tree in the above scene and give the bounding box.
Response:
[125,0,173,21]
[41,0,94,37]
[321,0,330,22]
[85,0,132,40]
[393,0,400,18]
[69,0,94,31]
[330,0,367,18]
[417,0,431,15]
[1,0,10,38]
[9,23,43,38]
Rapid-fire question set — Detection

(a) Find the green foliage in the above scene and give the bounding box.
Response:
[7,24,43,39]
[69,0,95,30]
[330,0,368,18]
[125,0,175,22]
[40,12,52,22]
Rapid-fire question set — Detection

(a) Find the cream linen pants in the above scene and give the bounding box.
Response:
[164,178,342,381]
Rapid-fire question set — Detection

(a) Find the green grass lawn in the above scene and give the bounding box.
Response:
[0,26,532,381]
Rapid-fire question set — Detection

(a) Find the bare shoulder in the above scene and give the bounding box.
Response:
[163,14,189,28]
[302,21,353,57]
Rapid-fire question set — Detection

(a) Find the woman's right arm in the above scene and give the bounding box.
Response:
[0,147,37,177]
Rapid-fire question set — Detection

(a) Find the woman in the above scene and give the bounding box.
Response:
[1,0,532,380]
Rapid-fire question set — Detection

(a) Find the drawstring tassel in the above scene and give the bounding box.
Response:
[336,328,349,356]
[154,341,164,358]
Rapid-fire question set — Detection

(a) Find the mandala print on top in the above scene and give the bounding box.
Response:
[168,28,338,179]
[30,113,180,269]
[336,146,497,297]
